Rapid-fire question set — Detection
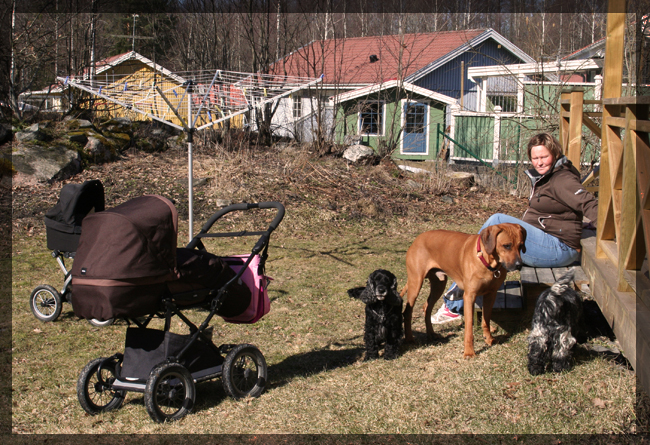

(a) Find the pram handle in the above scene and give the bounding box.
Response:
[186,201,285,250]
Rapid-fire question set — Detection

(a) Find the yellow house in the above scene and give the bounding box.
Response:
[29,51,243,129]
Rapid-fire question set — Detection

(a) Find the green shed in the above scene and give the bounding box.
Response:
[332,80,457,160]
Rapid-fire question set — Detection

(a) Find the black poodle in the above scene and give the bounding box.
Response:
[527,268,586,375]
[348,269,403,360]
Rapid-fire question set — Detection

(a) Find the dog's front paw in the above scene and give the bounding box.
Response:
[363,352,379,361]
[463,350,476,360]
[483,334,496,346]
[551,358,572,373]
[527,355,547,375]
[383,351,399,360]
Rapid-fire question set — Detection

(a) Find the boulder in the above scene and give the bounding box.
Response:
[15,123,48,143]
[101,117,132,133]
[83,137,115,162]
[166,135,185,151]
[445,171,475,188]
[64,118,93,130]
[67,132,89,145]
[343,144,376,163]
[405,179,423,190]
[77,119,93,129]
[8,144,80,184]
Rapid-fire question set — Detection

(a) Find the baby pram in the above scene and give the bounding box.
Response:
[29,179,114,326]
[72,194,284,423]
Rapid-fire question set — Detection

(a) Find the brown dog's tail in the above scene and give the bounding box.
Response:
[399,283,408,298]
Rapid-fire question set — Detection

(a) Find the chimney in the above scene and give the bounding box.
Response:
[369,55,378,63]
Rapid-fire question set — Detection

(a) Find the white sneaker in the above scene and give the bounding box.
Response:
[431,303,462,324]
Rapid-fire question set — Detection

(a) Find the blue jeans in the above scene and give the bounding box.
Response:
[445,213,580,314]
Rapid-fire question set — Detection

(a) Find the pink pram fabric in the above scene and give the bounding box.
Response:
[221,254,271,324]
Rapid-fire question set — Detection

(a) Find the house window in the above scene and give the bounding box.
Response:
[404,103,426,134]
[358,101,384,135]
[487,94,517,113]
[293,97,302,119]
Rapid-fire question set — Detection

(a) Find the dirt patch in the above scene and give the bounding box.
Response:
[11,146,529,237]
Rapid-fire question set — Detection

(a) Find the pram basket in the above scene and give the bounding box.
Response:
[75,198,285,423]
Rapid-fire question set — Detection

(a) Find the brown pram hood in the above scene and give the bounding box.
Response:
[72,195,178,282]
[71,195,180,320]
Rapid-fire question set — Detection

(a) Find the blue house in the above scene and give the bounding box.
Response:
[272,28,535,159]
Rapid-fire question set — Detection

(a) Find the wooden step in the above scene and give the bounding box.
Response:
[474,281,524,310]
[520,264,590,290]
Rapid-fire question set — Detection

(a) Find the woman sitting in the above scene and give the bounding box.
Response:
[432,132,598,323]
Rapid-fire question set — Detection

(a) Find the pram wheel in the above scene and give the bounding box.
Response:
[29,285,62,322]
[144,362,196,423]
[88,318,115,327]
[222,344,267,400]
[77,357,126,414]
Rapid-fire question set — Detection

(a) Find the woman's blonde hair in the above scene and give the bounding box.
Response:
[527,133,563,161]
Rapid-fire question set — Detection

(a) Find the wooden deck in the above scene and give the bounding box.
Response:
[581,235,650,395]
[473,281,525,333]
[472,261,592,334]
[520,264,590,292]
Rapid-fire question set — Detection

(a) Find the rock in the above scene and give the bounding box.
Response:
[192,177,209,187]
[343,144,376,163]
[166,135,185,151]
[441,195,455,204]
[84,137,113,162]
[7,144,80,184]
[445,171,475,188]
[65,118,93,130]
[216,199,232,208]
[101,117,132,133]
[67,132,88,145]
[405,179,422,190]
[15,124,48,143]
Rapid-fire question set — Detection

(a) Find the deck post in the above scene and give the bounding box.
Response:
[567,88,584,166]
[595,0,626,259]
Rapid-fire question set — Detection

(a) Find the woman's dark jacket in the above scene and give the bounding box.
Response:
[522,156,598,251]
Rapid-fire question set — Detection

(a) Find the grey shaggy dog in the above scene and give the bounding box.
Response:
[527,268,586,375]
[348,269,403,361]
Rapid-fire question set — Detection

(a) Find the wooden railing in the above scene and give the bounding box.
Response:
[561,89,649,293]
[559,88,602,169]
[597,96,650,295]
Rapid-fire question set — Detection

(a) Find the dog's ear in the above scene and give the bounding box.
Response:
[348,286,375,304]
[348,287,365,300]
[480,225,501,255]
[519,225,527,253]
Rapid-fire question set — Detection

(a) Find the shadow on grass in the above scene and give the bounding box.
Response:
[575,299,633,370]
[266,341,365,390]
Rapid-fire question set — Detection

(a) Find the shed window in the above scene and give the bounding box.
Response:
[358,101,384,135]
[293,97,302,119]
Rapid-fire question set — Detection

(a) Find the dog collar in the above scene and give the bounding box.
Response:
[477,237,501,278]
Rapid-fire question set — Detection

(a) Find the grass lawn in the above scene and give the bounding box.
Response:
[9,149,649,435]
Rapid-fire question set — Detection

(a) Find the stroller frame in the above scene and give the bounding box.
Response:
[77,201,284,423]
[30,180,113,326]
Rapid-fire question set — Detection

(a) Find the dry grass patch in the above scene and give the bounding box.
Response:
[10,148,649,434]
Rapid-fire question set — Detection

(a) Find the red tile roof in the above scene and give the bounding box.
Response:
[270,29,486,85]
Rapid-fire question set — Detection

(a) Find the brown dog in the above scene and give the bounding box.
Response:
[400,223,526,358]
